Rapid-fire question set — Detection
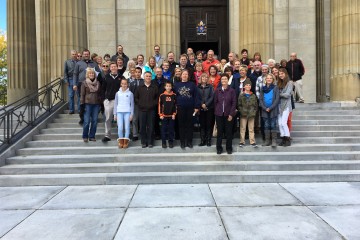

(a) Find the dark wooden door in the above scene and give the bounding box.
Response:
[180,1,228,59]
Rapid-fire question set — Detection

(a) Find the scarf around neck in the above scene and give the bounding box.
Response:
[262,84,275,94]
[85,78,99,92]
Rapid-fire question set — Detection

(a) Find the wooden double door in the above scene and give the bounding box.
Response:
[180,0,229,59]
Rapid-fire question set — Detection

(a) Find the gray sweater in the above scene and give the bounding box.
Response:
[279,81,293,114]
[73,60,100,86]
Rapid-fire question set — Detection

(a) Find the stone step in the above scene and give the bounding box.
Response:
[290,120,360,125]
[32,130,360,140]
[24,136,360,148]
[40,125,360,135]
[291,125,360,131]
[15,144,360,156]
[1,170,360,186]
[2,160,360,175]
[292,115,360,120]
[7,152,360,165]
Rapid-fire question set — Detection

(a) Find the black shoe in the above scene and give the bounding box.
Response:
[187,143,193,148]
[132,136,138,141]
[206,139,211,147]
[198,140,206,147]
[102,136,111,142]
[169,142,174,148]
[78,120,84,125]
[227,149,232,154]
[142,144,147,148]
[284,137,291,147]
[148,145,153,148]
[217,148,223,155]
[162,143,167,148]
[181,143,185,149]
[278,137,285,146]
[69,111,74,114]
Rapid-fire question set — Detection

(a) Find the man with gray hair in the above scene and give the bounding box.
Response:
[202,49,220,73]
[64,50,78,114]
[224,51,237,69]
[286,52,305,102]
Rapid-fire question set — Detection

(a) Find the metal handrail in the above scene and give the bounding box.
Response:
[0,77,62,111]
[0,77,66,153]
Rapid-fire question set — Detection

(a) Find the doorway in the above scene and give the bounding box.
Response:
[180,0,229,59]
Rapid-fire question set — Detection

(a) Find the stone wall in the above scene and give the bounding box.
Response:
[87,0,146,60]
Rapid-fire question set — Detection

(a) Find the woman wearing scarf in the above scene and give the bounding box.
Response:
[80,68,101,142]
[259,74,280,147]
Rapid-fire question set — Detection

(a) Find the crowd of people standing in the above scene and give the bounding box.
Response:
[63,44,305,154]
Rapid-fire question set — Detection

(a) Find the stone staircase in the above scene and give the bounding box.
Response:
[1,103,360,186]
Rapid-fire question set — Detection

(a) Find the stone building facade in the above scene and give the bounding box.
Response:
[6,0,360,103]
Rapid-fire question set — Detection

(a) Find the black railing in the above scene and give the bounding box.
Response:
[0,78,66,153]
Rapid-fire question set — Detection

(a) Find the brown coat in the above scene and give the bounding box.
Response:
[80,80,101,105]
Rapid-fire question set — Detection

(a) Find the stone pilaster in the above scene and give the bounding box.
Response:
[229,0,240,55]
[238,0,274,61]
[7,0,38,103]
[36,0,51,88]
[146,0,180,59]
[49,0,87,79]
[330,0,360,101]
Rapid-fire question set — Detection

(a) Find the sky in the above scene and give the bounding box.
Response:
[0,0,6,32]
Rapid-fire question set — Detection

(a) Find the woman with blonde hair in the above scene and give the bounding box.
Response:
[80,68,101,142]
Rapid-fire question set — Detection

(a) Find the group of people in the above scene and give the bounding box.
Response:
[63,44,305,154]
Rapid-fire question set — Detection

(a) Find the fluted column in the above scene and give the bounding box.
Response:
[238,0,274,61]
[36,0,51,88]
[330,0,360,101]
[50,0,87,79]
[7,0,38,103]
[146,0,180,59]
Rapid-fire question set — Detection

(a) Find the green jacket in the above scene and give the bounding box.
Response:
[237,92,258,118]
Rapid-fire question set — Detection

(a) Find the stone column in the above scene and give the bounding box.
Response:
[50,0,87,80]
[7,0,38,103]
[36,0,51,88]
[238,0,274,61]
[146,0,180,59]
[330,0,360,101]
[229,0,240,54]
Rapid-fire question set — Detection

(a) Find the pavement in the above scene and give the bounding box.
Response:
[0,182,359,240]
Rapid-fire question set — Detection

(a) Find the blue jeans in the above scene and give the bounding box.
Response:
[82,104,99,139]
[68,79,80,113]
[117,112,131,139]
[161,117,175,143]
[263,116,277,131]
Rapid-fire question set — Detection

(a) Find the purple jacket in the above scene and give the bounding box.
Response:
[214,87,237,117]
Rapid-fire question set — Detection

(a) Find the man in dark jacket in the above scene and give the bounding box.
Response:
[129,67,144,141]
[101,62,122,142]
[135,71,159,148]
[110,45,129,67]
[73,49,100,124]
[286,52,305,102]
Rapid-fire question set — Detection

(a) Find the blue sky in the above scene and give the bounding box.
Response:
[0,0,6,32]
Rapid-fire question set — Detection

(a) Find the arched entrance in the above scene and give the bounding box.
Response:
[180,0,229,59]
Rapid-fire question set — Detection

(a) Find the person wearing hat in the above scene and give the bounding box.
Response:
[238,79,258,148]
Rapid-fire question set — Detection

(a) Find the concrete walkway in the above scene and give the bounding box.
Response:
[0,182,359,240]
